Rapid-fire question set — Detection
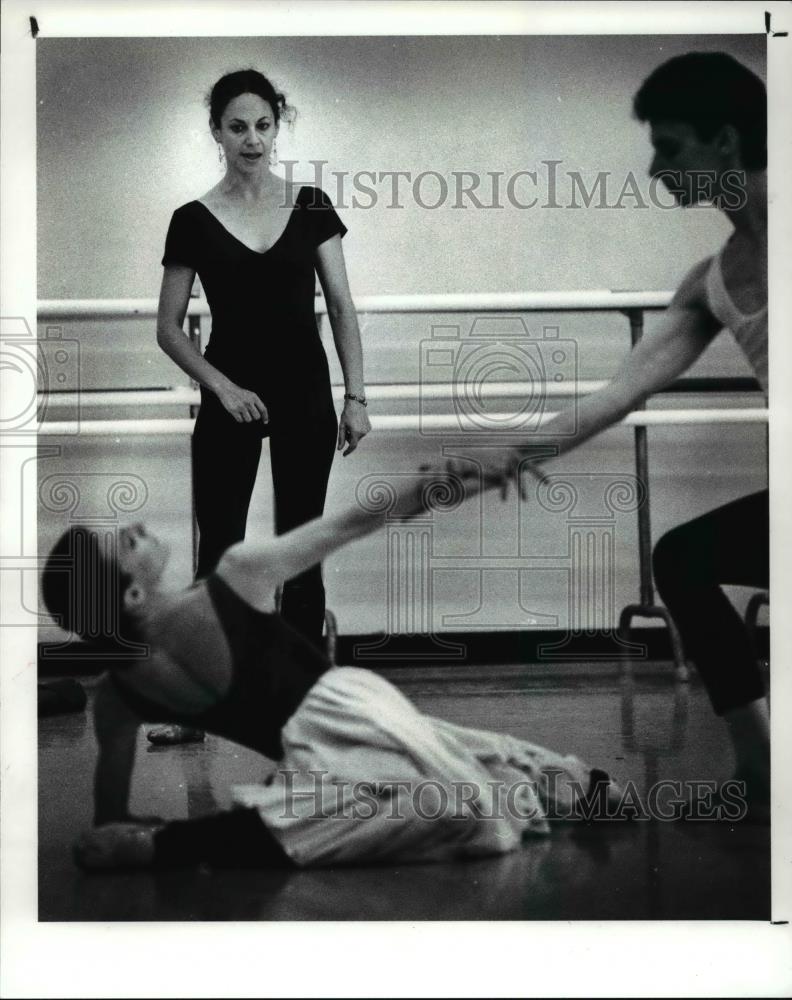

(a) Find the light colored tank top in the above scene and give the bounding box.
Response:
[705,246,768,397]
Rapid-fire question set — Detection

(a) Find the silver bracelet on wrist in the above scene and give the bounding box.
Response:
[344,393,367,407]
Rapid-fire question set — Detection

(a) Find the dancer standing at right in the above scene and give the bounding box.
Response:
[509,53,769,814]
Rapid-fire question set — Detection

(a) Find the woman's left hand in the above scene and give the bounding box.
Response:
[337,400,372,456]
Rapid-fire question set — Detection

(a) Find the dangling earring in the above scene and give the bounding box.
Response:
[269,140,278,167]
[217,144,225,165]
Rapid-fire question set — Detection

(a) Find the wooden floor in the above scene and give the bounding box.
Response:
[38,663,769,922]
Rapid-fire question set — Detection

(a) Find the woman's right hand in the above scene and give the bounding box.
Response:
[214,380,269,424]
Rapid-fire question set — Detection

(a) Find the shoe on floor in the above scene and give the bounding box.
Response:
[146,725,205,746]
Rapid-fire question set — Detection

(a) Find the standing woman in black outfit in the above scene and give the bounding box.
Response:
[157,70,370,659]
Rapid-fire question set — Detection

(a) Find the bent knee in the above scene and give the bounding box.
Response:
[652,524,694,583]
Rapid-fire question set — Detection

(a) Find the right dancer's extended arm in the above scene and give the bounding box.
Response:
[510,259,722,470]
[157,265,267,424]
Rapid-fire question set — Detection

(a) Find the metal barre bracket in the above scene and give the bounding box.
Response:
[618,604,690,683]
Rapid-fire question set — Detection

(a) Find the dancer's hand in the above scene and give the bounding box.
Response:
[476,451,546,500]
[214,379,269,424]
[420,454,530,501]
[453,455,524,501]
[338,398,372,456]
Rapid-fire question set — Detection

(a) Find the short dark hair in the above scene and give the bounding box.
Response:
[633,52,766,169]
[42,525,133,642]
[207,69,296,128]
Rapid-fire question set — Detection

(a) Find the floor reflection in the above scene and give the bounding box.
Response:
[39,665,770,921]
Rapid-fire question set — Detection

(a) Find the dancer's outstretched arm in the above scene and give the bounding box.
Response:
[509,259,722,473]
[216,463,504,611]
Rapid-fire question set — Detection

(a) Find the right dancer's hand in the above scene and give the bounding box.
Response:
[418,458,515,508]
[214,380,269,424]
[471,451,547,501]
[420,455,528,502]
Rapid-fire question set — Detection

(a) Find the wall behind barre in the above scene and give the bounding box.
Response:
[36,34,769,645]
[38,34,764,300]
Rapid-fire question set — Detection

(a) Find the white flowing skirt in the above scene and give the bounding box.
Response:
[232,667,615,868]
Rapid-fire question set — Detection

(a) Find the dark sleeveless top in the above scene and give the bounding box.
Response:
[161,185,346,392]
[112,573,331,761]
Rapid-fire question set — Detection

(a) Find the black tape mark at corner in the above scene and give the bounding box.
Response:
[30,16,39,38]
[765,11,789,37]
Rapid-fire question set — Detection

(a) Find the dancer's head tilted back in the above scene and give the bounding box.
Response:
[42,523,168,643]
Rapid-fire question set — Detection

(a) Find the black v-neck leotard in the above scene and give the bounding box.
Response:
[162,185,347,390]
[111,573,331,761]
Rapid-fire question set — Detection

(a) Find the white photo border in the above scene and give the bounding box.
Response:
[1,2,790,997]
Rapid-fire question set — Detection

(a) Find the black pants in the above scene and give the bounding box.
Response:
[652,490,769,715]
[192,384,337,648]
[154,808,295,869]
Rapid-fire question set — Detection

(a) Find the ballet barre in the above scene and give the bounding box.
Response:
[40,377,763,410]
[38,408,768,437]
[39,289,675,321]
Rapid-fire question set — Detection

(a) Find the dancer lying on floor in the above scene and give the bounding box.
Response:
[42,461,619,872]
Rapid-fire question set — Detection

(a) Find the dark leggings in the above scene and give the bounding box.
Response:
[153,808,295,869]
[652,489,769,715]
[192,384,337,648]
